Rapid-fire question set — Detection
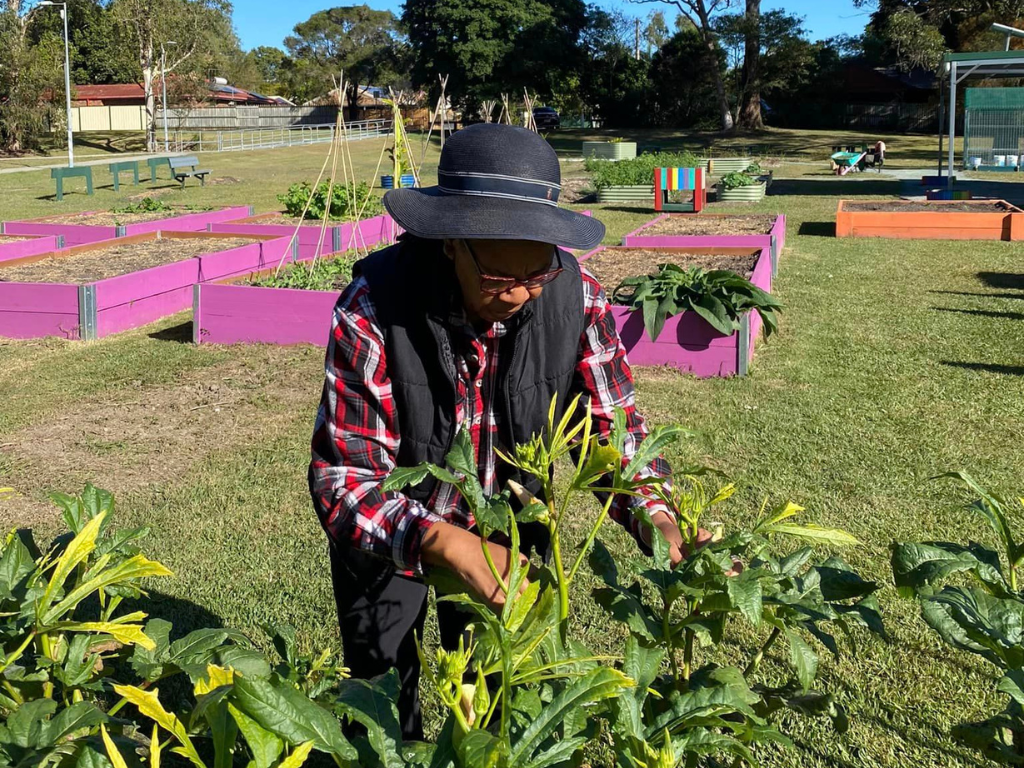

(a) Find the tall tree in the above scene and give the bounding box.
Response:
[283,6,405,109]
[628,0,735,130]
[28,0,136,85]
[0,1,64,153]
[251,45,287,92]
[737,0,761,129]
[110,0,235,151]
[402,0,587,111]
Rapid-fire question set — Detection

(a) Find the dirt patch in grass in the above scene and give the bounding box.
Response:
[639,214,776,236]
[34,208,217,226]
[0,345,322,520]
[209,176,242,186]
[584,248,757,290]
[0,236,261,283]
[844,201,1017,213]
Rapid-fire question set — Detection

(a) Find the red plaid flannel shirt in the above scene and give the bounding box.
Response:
[310,265,671,576]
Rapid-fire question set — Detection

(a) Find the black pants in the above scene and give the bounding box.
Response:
[330,524,549,740]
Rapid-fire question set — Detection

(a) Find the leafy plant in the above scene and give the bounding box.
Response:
[587,151,703,189]
[612,263,783,342]
[277,180,384,221]
[745,162,763,175]
[384,397,687,767]
[593,470,884,766]
[250,253,358,292]
[111,198,173,214]
[720,172,760,191]
[893,472,1024,764]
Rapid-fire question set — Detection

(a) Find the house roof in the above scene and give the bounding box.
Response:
[73,84,145,100]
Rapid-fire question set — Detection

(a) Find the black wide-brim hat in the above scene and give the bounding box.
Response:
[383,123,605,251]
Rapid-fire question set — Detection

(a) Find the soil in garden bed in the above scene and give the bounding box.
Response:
[844,201,1016,213]
[33,208,215,226]
[244,252,357,292]
[0,236,30,242]
[640,214,776,236]
[248,215,338,227]
[0,237,261,284]
[585,248,757,290]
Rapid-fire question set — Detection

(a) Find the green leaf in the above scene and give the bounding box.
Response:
[814,566,878,601]
[593,586,660,643]
[333,672,404,768]
[44,702,107,744]
[231,675,357,760]
[509,667,633,765]
[642,295,665,342]
[623,425,689,482]
[458,731,504,768]
[6,699,57,748]
[692,293,735,336]
[228,703,284,768]
[727,568,763,627]
[523,737,589,768]
[382,465,431,493]
[785,629,818,692]
[474,496,511,538]
[761,523,861,547]
[937,471,1018,560]
[997,670,1024,707]
[574,442,623,489]
[920,587,1024,668]
[0,532,35,599]
[445,429,477,479]
[891,541,1005,595]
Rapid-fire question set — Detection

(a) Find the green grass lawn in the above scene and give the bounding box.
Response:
[1,128,1023,767]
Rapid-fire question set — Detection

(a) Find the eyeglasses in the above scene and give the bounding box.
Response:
[464,240,564,296]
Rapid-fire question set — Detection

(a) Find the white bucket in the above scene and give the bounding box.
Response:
[970,157,983,169]
[1009,155,1019,168]
[995,155,1007,166]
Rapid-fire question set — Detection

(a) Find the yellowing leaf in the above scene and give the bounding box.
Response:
[195,664,235,696]
[757,501,803,530]
[62,622,156,651]
[151,724,162,768]
[101,724,130,768]
[114,684,205,768]
[279,742,315,768]
[41,512,105,613]
[765,523,861,547]
[709,483,738,506]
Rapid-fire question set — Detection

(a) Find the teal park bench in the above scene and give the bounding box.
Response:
[168,155,211,189]
[147,156,173,182]
[51,166,94,202]
[108,160,140,192]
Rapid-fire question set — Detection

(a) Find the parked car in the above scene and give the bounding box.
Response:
[533,106,560,131]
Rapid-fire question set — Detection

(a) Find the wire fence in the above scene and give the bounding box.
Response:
[164,119,393,154]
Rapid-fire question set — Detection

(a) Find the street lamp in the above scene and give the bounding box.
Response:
[39,2,73,167]
[161,41,178,152]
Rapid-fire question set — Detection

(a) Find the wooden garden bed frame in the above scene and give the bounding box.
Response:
[0,235,65,263]
[0,230,291,341]
[835,199,1024,240]
[621,213,786,277]
[208,212,401,259]
[579,245,773,377]
[0,205,254,246]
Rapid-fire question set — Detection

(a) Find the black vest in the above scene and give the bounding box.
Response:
[354,238,585,505]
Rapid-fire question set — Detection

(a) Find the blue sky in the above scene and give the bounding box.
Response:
[233,0,874,52]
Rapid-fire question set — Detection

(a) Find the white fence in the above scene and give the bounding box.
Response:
[163,120,393,153]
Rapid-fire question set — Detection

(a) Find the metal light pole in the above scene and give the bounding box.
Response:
[39,2,73,167]
[161,41,177,153]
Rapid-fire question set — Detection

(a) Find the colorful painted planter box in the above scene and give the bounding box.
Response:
[0,206,255,246]
[579,245,773,378]
[0,231,291,341]
[835,199,1024,240]
[208,212,401,259]
[622,214,786,277]
[0,235,65,263]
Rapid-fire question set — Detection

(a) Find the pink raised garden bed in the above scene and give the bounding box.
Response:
[0,205,254,246]
[208,212,401,259]
[195,214,403,346]
[0,235,65,263]
[579,245,773,377]
[621,213,786,277]
[0,231,292,341]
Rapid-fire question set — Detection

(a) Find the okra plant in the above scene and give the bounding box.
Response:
[591,470,885,766]
[383,395,687,768]
[893,472,1024,765]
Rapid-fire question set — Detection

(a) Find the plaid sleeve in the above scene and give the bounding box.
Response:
[574,268,672,542]
[309,275,442,576]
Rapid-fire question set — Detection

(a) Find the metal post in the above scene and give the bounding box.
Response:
[948,62,957,190]
[161,45,168,152]
[937,70,945,176]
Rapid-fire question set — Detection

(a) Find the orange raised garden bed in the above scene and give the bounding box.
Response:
[835,199,1024,241]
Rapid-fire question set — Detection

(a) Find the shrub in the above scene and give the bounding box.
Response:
[587,151,703,188]
[720,172,761,190]
[893,472,1024,765]
[277,180,384,221]
[612,263,783,341]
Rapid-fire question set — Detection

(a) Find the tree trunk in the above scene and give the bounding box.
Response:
[696,4,733,131]
[141,39,156,153]
[738,0,763,130]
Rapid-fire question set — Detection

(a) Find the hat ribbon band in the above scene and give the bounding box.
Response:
[436,169,560,206]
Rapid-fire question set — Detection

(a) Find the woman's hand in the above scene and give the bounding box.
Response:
[421,522,530,611]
